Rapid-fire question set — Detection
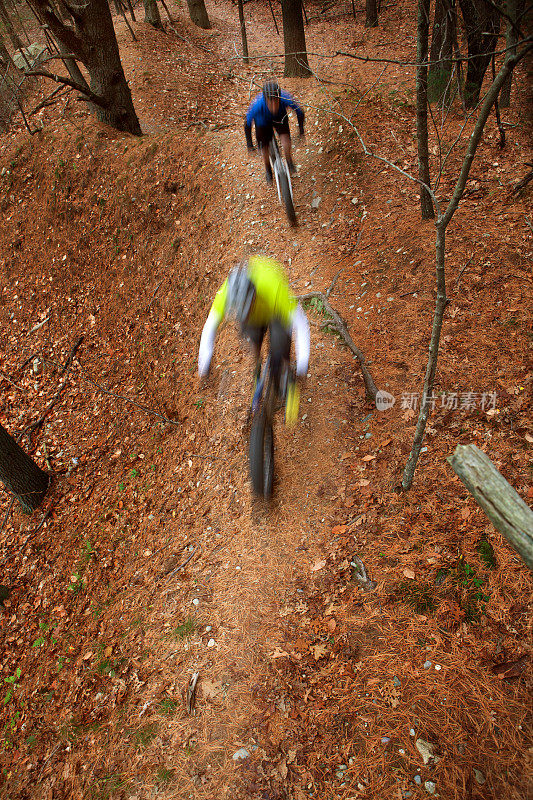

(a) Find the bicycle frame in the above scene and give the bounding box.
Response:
[248,351,295,498]
[252,354,277,421]
[268,135,294,206]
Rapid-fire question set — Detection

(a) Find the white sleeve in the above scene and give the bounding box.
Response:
[198,310,221,376]
[291,303,310,377]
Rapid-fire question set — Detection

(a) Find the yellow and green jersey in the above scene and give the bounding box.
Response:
[210,255,297,328]
[198,256,310,378]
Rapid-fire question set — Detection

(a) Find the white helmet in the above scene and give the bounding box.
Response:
[226,263,256,322]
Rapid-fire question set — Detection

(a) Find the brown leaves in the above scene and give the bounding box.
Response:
[491,655,528,680]
[310,643,328,661]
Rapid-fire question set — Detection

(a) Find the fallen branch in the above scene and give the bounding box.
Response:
[19,505,54,552]
[25,68,109,109]
[455,255,475,285]
[326,269,343,298]
[448,444,533,570]
[30,86,72,115]
[165,547,198,579]
[186,671,199,714]
[511,162,533,195]
[0,371,23,391]
[29,316,50,334]
[17,337,83,445]
[79,370,180,427]
[350,557,376,591]
[299,292,379,401]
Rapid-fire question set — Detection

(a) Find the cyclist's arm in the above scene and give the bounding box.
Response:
[283,93,305,134]
[198,309,222,376]
[290,303,310,377]
[198,281,228,376]
[244,120,254,149]
[244,98,260,148]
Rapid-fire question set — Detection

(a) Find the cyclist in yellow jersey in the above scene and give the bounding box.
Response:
[198,256,310,389]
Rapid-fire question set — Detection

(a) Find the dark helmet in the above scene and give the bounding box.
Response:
[263,80,281,102]
[226,263,256,322]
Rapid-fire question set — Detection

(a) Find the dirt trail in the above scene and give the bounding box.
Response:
[121,7,370,797]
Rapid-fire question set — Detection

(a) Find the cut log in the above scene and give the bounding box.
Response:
[448,444,533,570]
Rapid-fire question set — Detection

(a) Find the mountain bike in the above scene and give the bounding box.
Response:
[269,133,297,228]
[248,352,299,499]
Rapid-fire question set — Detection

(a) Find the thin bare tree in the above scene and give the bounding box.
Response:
[499,0,521,107]
[417,0,435,219]
[237,0,249,63]
[401,43,532,489]
[428,0,456,103]
[365,0,378,27]
[309,31,532,489]
[458,0,501,107]
[0,0,23,52]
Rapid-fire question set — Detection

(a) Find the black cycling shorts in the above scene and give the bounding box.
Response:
[241,320,291,364]
[255,117,291,147]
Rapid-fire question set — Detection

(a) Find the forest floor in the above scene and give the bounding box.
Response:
[0,1,532,799]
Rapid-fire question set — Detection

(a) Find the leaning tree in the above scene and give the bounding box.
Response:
[25,0,141,134]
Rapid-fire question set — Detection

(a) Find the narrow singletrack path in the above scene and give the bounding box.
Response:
[114,4,373,797]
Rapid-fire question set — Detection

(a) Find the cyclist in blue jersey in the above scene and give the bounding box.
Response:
[244,80,305,184]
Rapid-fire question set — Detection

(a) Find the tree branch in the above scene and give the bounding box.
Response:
[25,67,109,108]
[442,41,533,228]
[17,337,84,446]
[28,0,87,62]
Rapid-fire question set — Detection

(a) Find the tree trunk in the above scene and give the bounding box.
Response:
[416,0,434,219]
[31,0,142,135]
[281,0,310,77]
[0,423,49,513]
[144,0,163,29]
[458,0,501,108]
[365,0,378,27]
[428,0,456,103]
[237,0,249,62]
[0,30,23,132]
[500,0,519,107]
[186,0,211,29]
[401,222,446,490]
[0,0,23,51]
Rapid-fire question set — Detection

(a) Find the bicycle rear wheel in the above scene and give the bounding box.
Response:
[278,169,297,227]
[249,410,274,499]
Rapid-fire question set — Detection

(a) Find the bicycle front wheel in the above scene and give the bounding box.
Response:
[278,169,297,227]
[249,411,274,499]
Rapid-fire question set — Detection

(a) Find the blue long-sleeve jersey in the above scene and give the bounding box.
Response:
[245,91,305,134]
